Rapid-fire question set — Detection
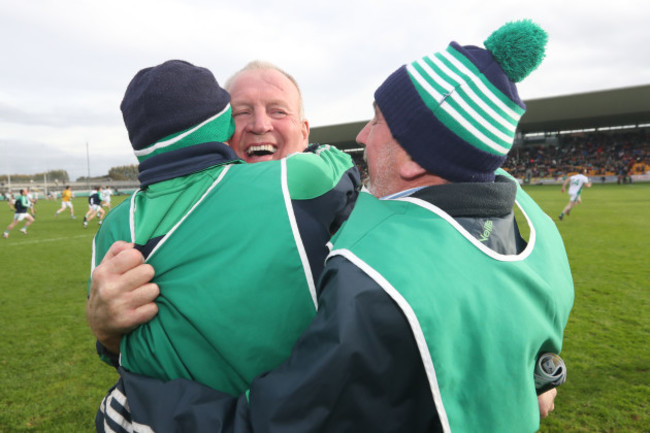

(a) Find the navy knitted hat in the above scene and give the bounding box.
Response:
[121,60,235,163]
[375,20,547,182]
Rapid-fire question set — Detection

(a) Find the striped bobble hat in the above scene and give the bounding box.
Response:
[375,19,547,182]
[121,60,235,163]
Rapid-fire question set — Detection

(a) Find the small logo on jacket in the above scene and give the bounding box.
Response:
[478,220,493,243]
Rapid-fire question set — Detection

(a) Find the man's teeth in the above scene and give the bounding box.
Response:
[247,145,277,156]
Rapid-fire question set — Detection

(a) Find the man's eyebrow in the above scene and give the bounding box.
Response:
[267,100,289,106]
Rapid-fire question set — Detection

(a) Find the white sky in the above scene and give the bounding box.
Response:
[2,0,650,180]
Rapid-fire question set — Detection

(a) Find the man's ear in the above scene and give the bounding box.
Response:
[399,159,426,180]
[301,119,310,144]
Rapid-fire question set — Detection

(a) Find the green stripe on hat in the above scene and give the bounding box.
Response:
[409,53,520,142]
[441,95,514,151]
[416,55,518,141]
[407,63,513,155]
[434,98,510,156]
[432,53,521,130]
[444,46,525,116]
[426,54,519,131]
[450,84,518,132]
[442,85,517,144]
[409,61,448,103]
[134,105,235,163]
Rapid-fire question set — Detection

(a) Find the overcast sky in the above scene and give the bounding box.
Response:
[2,0,650,181]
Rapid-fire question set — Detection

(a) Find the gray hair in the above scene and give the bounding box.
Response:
[225,60,306,121]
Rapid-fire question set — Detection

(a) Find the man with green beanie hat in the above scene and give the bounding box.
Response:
[94,20,573,433]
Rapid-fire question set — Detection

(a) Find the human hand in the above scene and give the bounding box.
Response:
[538,388,557,419]
[86,241,159,354]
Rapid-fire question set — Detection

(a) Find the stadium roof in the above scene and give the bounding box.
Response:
[310,84,650,151]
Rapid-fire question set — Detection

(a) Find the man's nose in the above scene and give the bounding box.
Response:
[249,111,272,134]
[356,122,370,145]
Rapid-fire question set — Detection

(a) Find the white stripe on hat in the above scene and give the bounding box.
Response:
[427,55,518,133]
[413,58,516,143]
[406,63,448,104]
[441,49,522,121]
[407,63,511,155]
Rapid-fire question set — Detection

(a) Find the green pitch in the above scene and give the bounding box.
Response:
[524,182,650,433]
[0,196,125,432]
[0,185,648,432]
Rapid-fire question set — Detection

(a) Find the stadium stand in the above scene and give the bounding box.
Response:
[310,84,650,184]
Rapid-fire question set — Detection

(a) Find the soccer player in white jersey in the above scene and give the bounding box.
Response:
[559,168,592,220]
[100,186,113,210]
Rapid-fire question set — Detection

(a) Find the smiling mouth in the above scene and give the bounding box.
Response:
[247,144,277,157]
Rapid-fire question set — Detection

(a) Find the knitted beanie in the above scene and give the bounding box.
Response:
[375,20,547,182]
[121,60,235,163]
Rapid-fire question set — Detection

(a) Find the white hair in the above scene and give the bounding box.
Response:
[225,60,306,121]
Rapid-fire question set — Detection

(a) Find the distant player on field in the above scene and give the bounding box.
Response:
[559,168,592,220]
[100,186,113,210]
[55,185,76,219]
[6,190,16,211]
[83,186,105,228]
[26,188,37,216]
[3,189,35,238]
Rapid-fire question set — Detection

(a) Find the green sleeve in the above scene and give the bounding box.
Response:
[285,145,356,199]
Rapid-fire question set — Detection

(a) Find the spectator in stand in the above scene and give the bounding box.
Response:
[503,128,650,181]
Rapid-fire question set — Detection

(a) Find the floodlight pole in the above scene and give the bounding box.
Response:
[86,141,91,191]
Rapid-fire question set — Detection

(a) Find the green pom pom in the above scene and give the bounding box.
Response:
[484,19,548,83]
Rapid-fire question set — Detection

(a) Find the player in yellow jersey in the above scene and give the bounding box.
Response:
[55,185,76,219]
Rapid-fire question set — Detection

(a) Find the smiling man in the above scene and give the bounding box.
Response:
[225,61,310,163]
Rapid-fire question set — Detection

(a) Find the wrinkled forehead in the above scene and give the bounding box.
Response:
[230,69,301,104]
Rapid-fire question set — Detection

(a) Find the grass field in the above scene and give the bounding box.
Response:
[0,184,648,432]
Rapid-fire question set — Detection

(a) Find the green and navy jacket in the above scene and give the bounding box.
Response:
[96,171,574,433]
[319,171,573,432]
[91,142,359,396]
